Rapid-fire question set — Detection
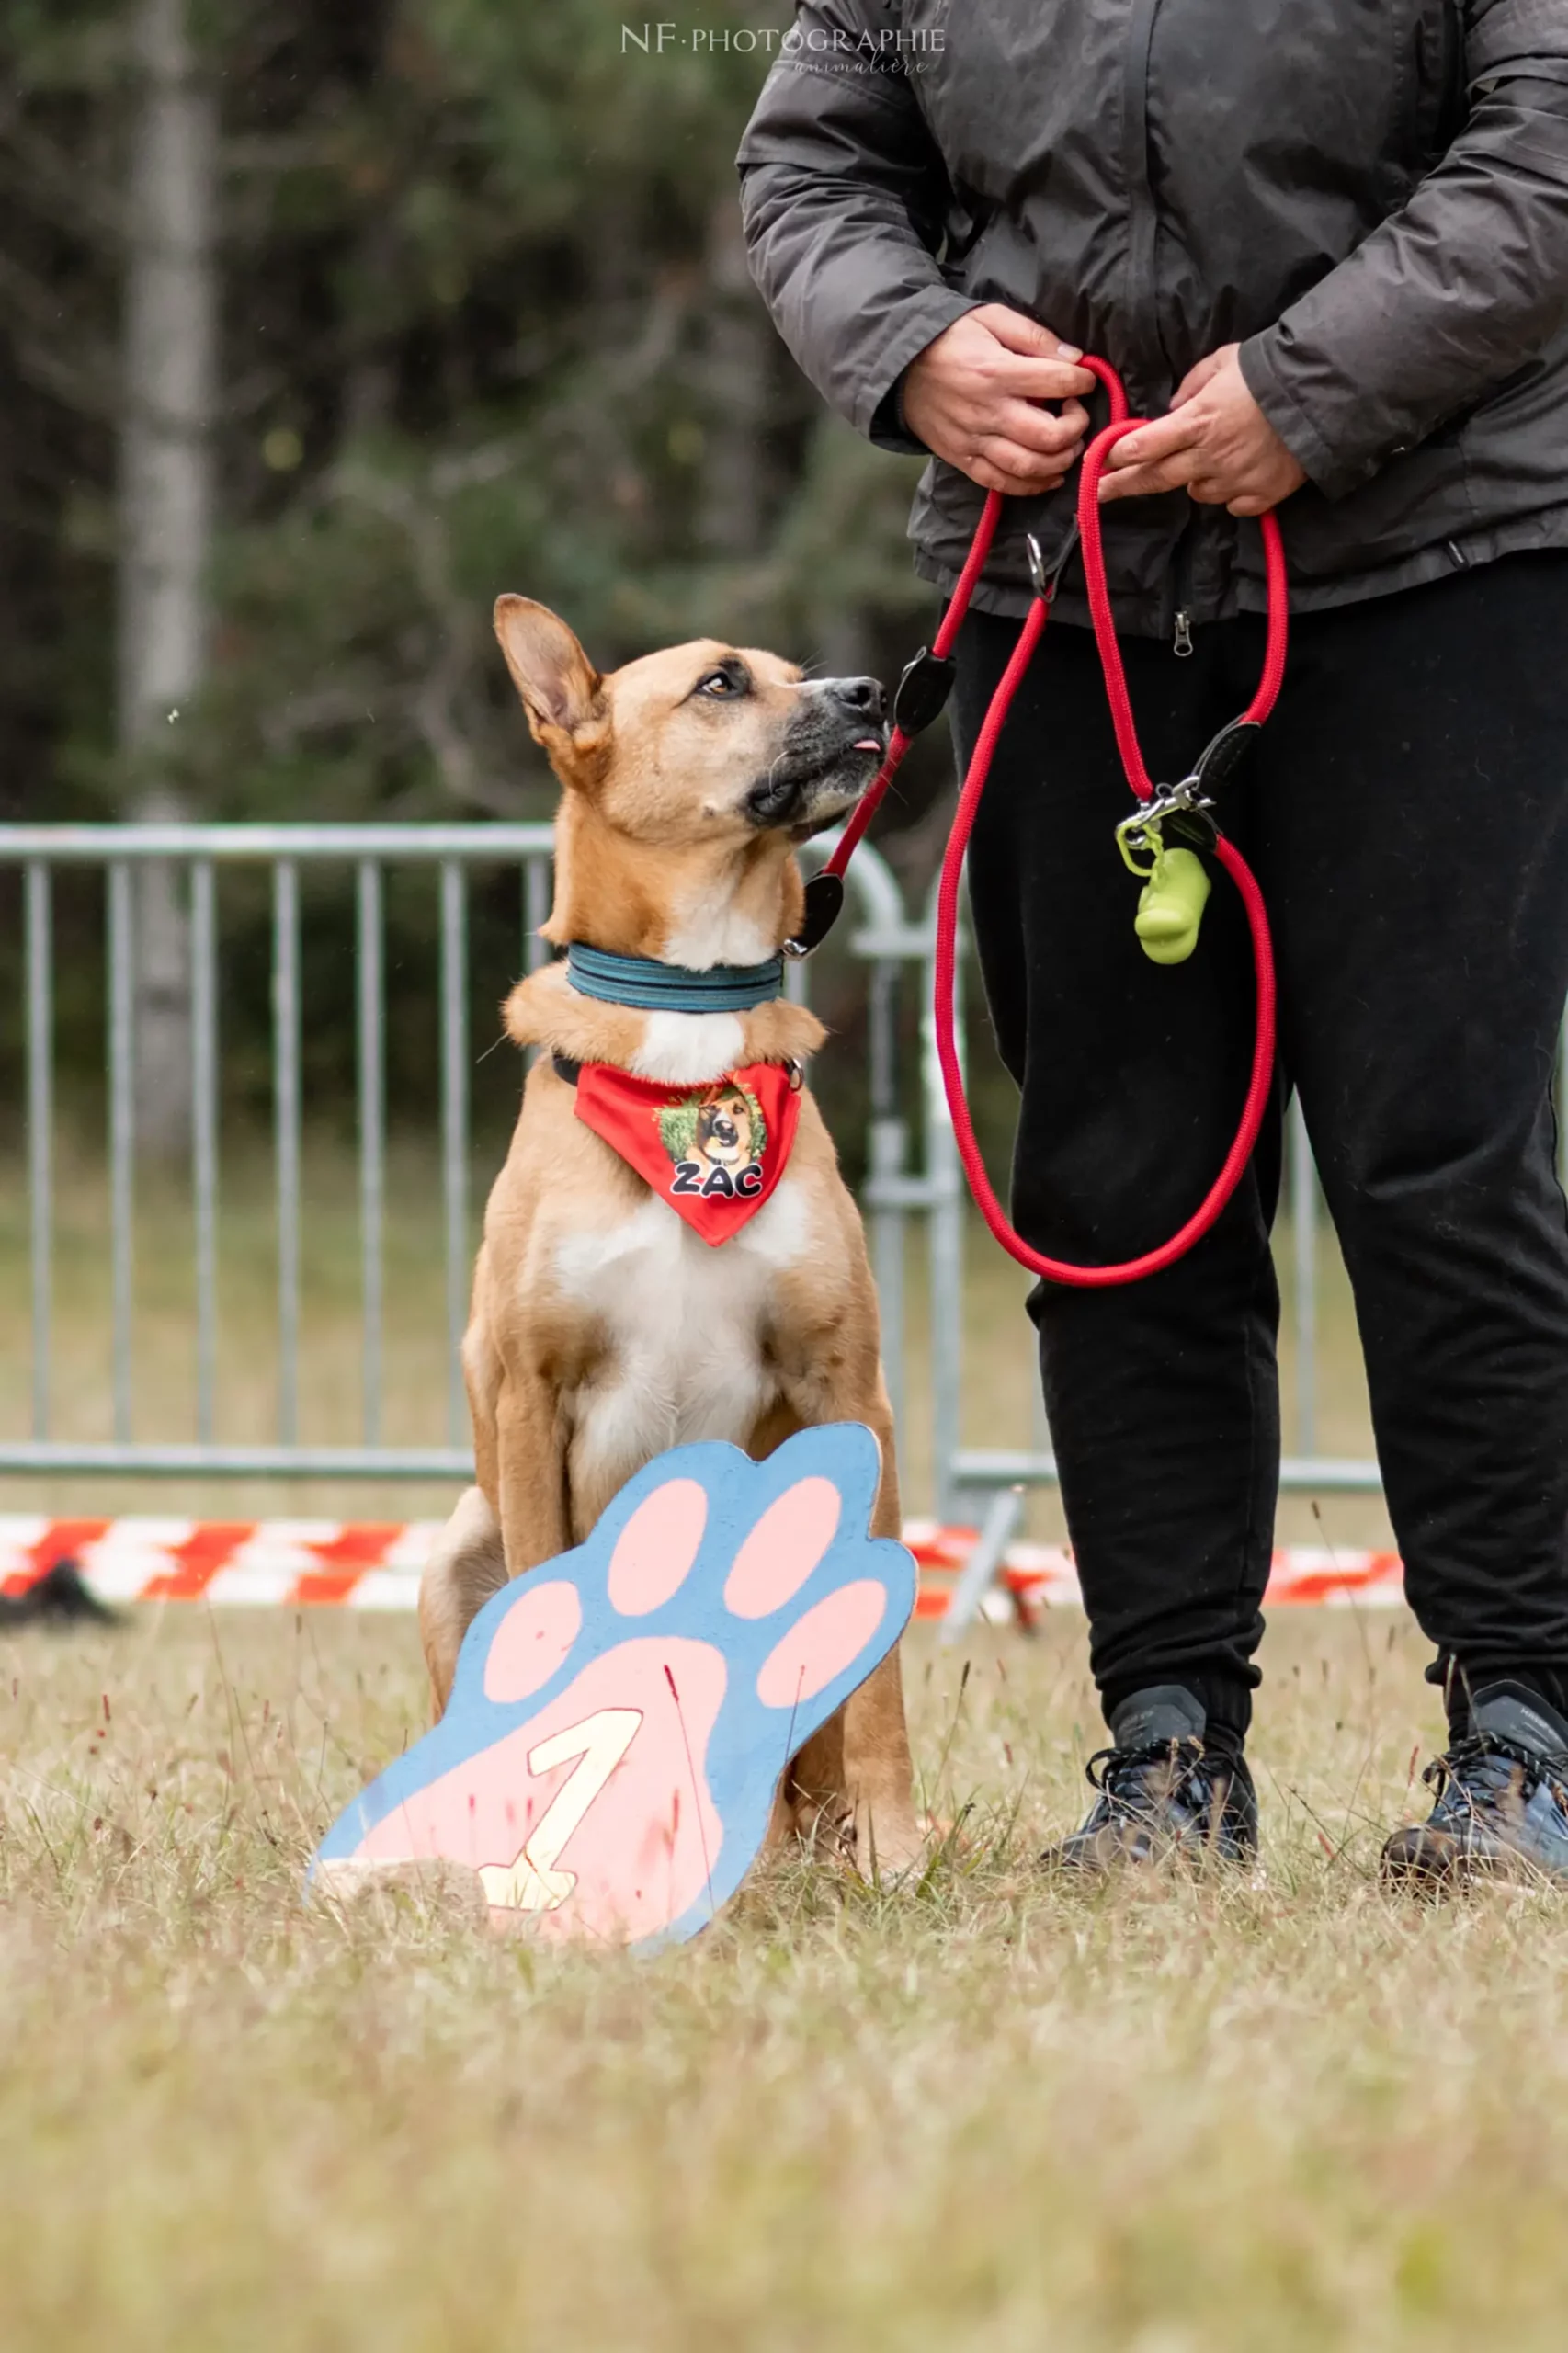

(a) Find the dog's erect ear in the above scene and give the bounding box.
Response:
[494,597,609,779]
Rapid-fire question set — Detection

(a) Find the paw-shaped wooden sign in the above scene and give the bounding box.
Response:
[312,1424,915,1951]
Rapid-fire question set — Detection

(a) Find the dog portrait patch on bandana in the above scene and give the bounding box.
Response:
[571,1061,803,1245]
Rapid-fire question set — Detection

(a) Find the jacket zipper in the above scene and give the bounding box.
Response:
[1119,0,1169,404]
[1123,0,1190,641]
[1170,526,1195,655]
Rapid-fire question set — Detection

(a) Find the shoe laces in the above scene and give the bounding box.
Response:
[1424,1732,1568,1816]
[1085,1735,1217,1821]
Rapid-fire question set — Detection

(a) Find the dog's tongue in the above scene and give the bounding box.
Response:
[854,737,883,754]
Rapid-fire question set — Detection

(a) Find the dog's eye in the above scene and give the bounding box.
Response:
[695,665,747,700]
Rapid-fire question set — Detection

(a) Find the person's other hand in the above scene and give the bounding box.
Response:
[901,304,1096,495]
[1099,345,1306,517]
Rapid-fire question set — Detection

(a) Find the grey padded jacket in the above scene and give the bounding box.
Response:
[738,1,1568,636]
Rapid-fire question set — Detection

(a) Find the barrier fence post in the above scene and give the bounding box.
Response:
[358,859,385,1448]
[273,859,301,1445]
[1289,1091,1318,1460]
[867,955,905,1448]
[25,864,51,1441]
[108,859,135,1442]
[924,871,964,1524]
[440,861,469,1446]
[191,858,219,1444]
[524,857,551,971]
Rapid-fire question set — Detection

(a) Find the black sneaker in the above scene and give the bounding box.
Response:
[1041,1686,1258,1873]
[1381,1682,1568,1890]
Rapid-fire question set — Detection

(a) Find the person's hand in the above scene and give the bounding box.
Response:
[1099,345,1306,517]
[901,304,1096,496]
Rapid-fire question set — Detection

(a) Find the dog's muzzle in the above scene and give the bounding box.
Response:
[744,675,890,832]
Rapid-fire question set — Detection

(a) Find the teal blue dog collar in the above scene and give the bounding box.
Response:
[565,941,784,1014]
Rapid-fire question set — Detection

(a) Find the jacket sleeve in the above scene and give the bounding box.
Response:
[1239,0,1568,499]
[737,5,978,451]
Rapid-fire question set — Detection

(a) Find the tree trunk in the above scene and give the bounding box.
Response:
[698,199,770,560]
[119,0,217,1159]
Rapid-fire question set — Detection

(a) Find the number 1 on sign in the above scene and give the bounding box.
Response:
[478,1708,643,1914]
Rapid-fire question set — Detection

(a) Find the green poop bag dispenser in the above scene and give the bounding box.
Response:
[1117,818,1211,967]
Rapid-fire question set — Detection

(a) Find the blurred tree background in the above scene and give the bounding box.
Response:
[0,0,977,1170]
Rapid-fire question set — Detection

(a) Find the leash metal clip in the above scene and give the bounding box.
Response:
[1026,526,1082,605]
[1115,716,1262,865]
[1115,778,1219,866]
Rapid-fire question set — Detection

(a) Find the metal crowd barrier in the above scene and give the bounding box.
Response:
[0,824,932,1483]
[0,823,1390,1528]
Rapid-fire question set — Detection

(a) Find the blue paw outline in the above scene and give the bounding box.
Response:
[312,1422,915,1950]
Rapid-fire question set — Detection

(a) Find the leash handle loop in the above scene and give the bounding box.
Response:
[1076,415,1289,802]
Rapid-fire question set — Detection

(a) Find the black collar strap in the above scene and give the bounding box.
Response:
[565,941,783,1013]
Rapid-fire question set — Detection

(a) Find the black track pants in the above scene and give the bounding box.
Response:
[956,551,1568,1739]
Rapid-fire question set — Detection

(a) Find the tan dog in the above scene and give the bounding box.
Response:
[417,597,923,1873]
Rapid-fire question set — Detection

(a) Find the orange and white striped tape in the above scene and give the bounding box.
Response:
[901,1521,1404,1625]
[0,1518,438,1611]
[0,1517,1406,1619]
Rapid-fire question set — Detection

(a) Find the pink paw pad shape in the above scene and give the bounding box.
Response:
[311,1424,915,1951]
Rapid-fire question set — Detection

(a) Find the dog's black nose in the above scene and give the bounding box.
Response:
[827,676,888,721]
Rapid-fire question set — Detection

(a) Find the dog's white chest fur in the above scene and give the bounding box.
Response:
[552,1179,809,1497]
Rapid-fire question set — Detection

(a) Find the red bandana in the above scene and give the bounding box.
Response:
[572,1062,803,1245]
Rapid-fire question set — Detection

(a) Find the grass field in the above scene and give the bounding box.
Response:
[0,1149,1554,2347]
[3,1605,1565,2351]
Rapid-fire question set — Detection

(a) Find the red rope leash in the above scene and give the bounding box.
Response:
[824,354,1285,1288]
[823,490,1004,883]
